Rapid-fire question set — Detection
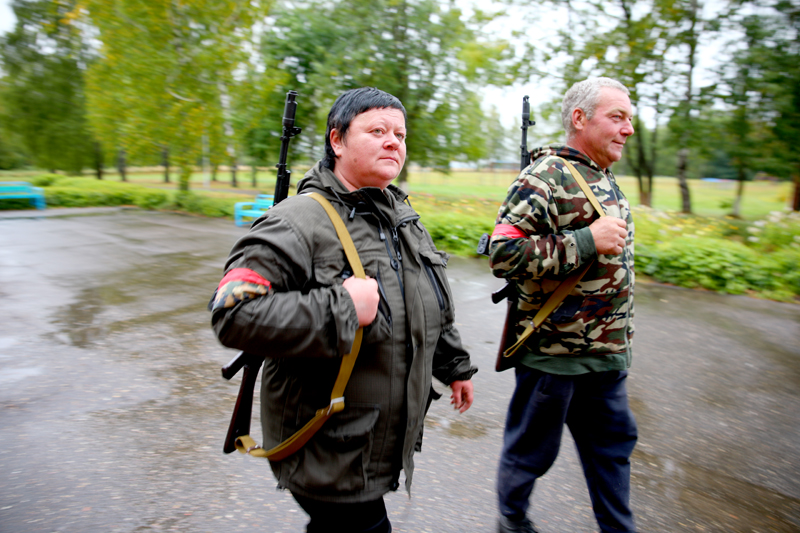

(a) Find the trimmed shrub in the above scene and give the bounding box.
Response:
[421,211,494,257]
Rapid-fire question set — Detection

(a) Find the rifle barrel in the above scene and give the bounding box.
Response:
[520,95,533,171]
[274,90,301,205]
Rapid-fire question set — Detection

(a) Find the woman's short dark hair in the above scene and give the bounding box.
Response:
[322,87,407,170]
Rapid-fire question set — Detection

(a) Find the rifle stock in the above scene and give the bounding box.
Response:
[221,90,301,454]
[222,351,264,453]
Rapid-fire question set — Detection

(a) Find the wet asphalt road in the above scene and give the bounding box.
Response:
[1,208,799,533]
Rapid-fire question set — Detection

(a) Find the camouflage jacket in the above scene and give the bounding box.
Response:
[489,146,634,375]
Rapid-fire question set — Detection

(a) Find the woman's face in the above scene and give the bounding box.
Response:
[330,107,407,191]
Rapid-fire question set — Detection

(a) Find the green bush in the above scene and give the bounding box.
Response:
[637,236,797,300]
[632,206,731,246]
[17,175,243,218]
[132,189,172,210]
[45,181,137,207]
[744,210,800,252]
[0,198,35,209]
[29,173,63,187]
[765,247,800,296]
[421,211,494,257]
[170,192,235,218]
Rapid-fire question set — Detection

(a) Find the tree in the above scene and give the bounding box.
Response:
[260,0,519,189]
[515,0,675,206]
[761,0,800,210]
[713,2,799,216]
[80,0,271,190]
[664,0,719,214]
[0,0,95,174]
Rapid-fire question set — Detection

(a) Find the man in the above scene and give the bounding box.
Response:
[489,77,638,533]
[210,87,476,533]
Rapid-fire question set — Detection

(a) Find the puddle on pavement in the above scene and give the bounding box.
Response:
[50,251,221,348]
[633,447,800,531]
[424,414,488,439]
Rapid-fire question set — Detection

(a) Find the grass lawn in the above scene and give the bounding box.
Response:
[399,170,794,221]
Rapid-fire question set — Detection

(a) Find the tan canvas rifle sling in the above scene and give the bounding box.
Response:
[501,158,609,360]
[234,192,365,461]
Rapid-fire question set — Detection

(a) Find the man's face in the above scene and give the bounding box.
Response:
[330,107,407,191]
[571,87,634,169]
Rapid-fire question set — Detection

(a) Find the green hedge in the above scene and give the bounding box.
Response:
[22,176,236,217]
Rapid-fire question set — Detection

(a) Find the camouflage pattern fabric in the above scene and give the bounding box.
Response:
[209,268,271,312]
[489,146,635,374]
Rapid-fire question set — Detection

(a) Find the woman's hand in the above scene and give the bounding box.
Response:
[342,276,380,327]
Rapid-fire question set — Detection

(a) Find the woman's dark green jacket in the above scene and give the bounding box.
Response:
[211,162,476,503]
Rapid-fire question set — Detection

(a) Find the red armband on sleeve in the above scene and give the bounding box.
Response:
[210,268,272,311]
[491,224,527,240]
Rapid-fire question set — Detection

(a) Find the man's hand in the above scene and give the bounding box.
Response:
[450,380,474,413]
[589,217,628,255]
[342,276,379,327]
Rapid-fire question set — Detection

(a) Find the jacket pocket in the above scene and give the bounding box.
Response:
[289,403,380,494]
[419,249,455,324]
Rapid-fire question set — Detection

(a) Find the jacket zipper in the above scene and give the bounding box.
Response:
[375,268,392,327]
[379,222,405,301]
[606,173,632,363]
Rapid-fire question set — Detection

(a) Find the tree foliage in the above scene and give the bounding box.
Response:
[709,0,800,214]
[0,0,95,173]
[80,0,273,190]
[259,0,520,185]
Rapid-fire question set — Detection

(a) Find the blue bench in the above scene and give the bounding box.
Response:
[234,194,274,227]
[0,181,46,210]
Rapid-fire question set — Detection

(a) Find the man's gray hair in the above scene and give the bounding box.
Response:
[561,77,630,139]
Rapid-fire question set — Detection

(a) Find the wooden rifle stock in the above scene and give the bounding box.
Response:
[494,296,517,372]
[221,351,264,454]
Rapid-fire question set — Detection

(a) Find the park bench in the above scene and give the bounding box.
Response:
[234,194,274,227]
[0,181,46,210]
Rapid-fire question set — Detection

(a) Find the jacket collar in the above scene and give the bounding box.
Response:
[297,162,417,225]
[531,145,611,176]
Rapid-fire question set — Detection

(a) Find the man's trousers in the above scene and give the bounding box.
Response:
[497,368,638,533]
[291,493,391,533]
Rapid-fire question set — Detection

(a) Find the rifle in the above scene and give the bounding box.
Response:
[476,95,534,257]
[477,95,534,371]
[221,90,302,454]
[519,95,534,171]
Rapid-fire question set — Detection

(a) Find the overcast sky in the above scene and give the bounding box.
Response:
[0,0,13,34]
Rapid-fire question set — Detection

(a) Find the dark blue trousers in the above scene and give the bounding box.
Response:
[497,368,638,533]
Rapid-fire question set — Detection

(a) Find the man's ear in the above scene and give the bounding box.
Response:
[572,108,586,132]
[330,128,344,157]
